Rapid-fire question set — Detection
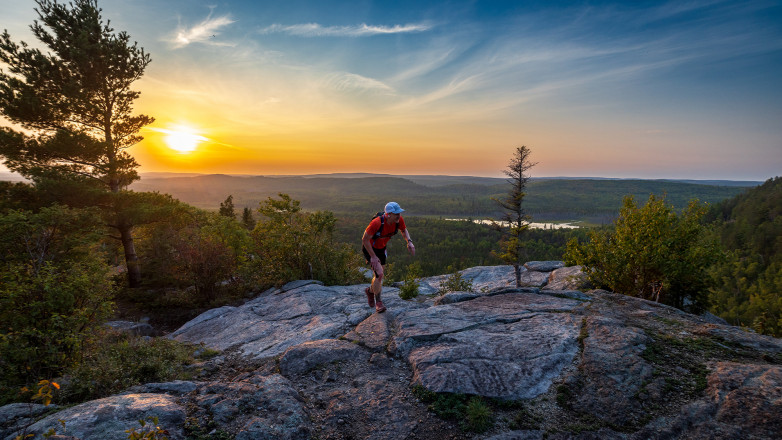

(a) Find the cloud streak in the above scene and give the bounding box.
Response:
[259,22,432,37]
[326,72,395,95]
[170,10,236,48]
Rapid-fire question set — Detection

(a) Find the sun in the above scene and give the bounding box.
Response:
[165,131,203,153]
[151,125,208,153]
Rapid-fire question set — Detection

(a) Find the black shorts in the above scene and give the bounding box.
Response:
[362,246,387,266]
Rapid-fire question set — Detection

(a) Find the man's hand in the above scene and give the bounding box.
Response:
[407,242,415,256]
[370,256,384,276]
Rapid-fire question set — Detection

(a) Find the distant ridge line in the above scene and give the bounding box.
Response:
[133,172,761,187]
[0,171,763,187]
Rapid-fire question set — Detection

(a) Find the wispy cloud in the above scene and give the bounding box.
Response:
[169,9,236,48]
[326,73,395,95]
[259,22,432,37]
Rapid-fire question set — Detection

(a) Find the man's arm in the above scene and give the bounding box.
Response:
[401,229,415,256]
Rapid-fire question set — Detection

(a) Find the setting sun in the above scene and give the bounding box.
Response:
[148,125,208,153]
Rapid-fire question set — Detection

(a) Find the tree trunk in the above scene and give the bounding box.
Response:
[514,263,521,288]
[119,223,141,288]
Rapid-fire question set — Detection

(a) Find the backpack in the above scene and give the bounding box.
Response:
[371,211,399,241]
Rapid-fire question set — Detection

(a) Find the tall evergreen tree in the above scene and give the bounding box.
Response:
[219,195,236,218]
[241,206,256,230]
[492,145,537,287]
[0,0,153,286]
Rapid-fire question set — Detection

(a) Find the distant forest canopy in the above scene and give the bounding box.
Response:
[128,174,755,224]
[705,176,782,336]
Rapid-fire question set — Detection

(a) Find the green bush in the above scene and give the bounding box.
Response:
[565,195,720,311]
[464,396,493,432]
[133,203,251,305]
[64,331,195,402]
[242,194,364,288]
[410,385,494,432]
[438,266,474,294]
[399,262,422,300]
[0,206,116,404]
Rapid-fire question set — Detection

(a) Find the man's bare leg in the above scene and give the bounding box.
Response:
[371,269,383,303]
[372,265,386,312]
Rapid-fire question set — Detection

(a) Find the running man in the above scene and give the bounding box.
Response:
[362,201,415,312]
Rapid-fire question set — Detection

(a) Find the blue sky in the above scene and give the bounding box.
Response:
[1,0,781,180]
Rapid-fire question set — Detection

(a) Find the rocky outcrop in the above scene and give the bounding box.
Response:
[4,394,186,440]
[4,263,781,440]
[393,292,585,399]
[546,265,589,290]
[633,362,782,439]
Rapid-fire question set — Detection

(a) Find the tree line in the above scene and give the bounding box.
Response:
[130,174,751,224]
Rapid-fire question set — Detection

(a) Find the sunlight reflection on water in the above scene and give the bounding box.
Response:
[444,219,580,229]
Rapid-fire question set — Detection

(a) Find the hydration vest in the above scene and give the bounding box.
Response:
[371,212,399,243]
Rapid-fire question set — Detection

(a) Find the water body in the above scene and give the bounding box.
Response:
[445,219,580,229]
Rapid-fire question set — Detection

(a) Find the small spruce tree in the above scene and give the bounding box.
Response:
[492,146,537,287]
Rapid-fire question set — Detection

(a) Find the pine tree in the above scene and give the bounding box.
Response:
[241,206,256,230]
[219,195,236,218]
[492,146,537,287]
[0,0,153,286]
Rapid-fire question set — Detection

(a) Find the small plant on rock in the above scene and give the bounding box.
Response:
[463,396,493,433]
[399,262,422,300]
[438,266,474,295]
[125,416,169,440]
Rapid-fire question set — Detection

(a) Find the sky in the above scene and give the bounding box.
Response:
[1,0,781,180]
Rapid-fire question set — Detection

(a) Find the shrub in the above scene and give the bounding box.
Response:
[64,330,195,402]
[0,206,115,404]
[399,262,422,300]
[438,266,474,294]
[126,416,170,440]
[134,205,251,304]
[565,195,720,311]
[464,396,493,432]
[242,194,364,288]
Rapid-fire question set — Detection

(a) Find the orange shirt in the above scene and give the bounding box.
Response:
[365,214,406,248]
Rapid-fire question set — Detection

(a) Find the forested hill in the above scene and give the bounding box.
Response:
[129,173,755,222]
[707,176,782,335]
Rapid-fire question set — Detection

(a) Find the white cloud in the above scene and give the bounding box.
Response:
[327,73,395,95]
[169,10,236,48]
[259,22,431,37]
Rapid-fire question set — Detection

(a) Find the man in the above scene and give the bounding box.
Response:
[362,201,415,313]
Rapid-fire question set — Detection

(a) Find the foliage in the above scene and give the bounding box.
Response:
[219,195,236,218]
[12,380,63,440]
[0,206,115,404]
[707,177,782,336]
[398,262,422,300]
[508,402,543,430]
[410,385,494,432]
[242,193,363,288]
[565,195,720,311]
[492,146,537,287]
[126,416,170,440]
[0,0,154,287]
[464,396,493,433]
[130,201,250,304]
[171,213,250,304]
[438,266,474,294]
[241,206,256,230]
[64,330,195,403]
